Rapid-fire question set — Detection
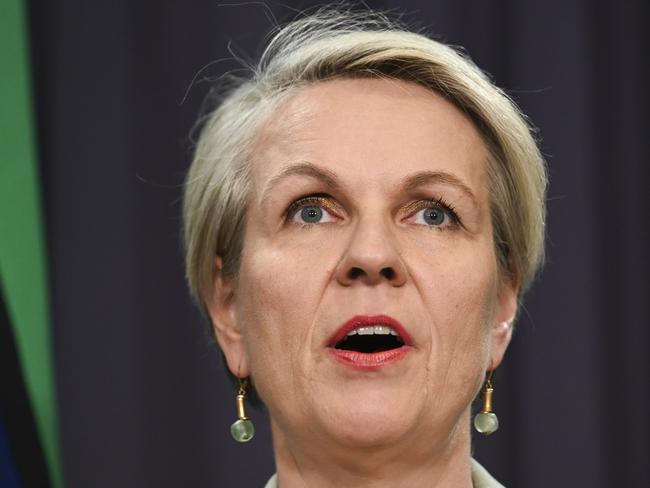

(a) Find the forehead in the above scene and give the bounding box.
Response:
[250,77,489,198]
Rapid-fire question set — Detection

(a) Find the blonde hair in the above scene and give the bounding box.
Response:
[183,7,547,309]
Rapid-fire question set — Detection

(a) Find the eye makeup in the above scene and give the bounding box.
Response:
[283,192,463,231]
[284,193,343,225]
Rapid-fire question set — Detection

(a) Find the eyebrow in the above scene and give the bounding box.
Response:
[261,162,342,204]
[402,171,479,209]
[261,162,478,209]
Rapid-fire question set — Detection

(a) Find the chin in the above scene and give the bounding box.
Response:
[312,383,421,448]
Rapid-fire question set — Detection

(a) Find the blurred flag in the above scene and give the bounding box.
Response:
[1,0,63,486]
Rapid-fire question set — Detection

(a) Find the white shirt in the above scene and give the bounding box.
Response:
[263,459,505,487]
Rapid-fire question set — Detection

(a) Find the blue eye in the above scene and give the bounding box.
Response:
[287,197,457,227]
[410,203,458,227]
[300,206,324,223]
[289,199,337,225]
[421,207,445,225]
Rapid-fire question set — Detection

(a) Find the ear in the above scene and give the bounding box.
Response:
[489,272,519,369]
[206,256,250,378]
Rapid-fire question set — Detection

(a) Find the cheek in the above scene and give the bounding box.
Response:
[412,230,497,320]
[412,237,498,378]
[239,227,340,324]
[412,245,498,420]
[234,240,333,398]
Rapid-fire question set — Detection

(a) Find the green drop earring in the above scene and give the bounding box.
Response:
[473,370,499,435]
[230,378,255,442]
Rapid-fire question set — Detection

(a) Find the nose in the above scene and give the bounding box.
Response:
[335,218,407,287]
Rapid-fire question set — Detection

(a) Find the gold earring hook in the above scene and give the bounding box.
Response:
[238,377,247,396]
[485,369,495,389]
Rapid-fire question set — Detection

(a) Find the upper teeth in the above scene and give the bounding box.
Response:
[347,325,398,336]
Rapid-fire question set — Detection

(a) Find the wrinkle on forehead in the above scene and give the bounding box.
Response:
[249,77,490,209]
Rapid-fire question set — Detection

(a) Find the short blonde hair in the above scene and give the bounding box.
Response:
[183,8,547,309]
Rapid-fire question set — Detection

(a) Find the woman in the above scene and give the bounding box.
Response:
[183,8,546,487]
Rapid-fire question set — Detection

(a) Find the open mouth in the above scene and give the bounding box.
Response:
[327,315,412,370]
[334,325,405,353]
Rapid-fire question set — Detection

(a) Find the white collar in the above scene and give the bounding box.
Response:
[263,458,505,487]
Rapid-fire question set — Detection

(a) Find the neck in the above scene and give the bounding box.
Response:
[271,411,474,488]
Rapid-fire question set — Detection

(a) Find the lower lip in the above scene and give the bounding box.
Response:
[327,346,412,371]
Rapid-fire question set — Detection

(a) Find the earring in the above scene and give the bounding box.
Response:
[473,370,499,435]
[230,378,255,442]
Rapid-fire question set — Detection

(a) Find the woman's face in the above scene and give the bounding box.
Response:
[210,78,516,452]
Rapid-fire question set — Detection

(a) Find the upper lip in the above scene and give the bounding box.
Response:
[327,314,412,348]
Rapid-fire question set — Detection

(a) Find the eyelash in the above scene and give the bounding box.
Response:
[285,194,461,228]
[285,195,338,225]
[406,197,460,228]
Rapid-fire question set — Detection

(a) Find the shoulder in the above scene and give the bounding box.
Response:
[264,473,278,488]
[471,458,506,488]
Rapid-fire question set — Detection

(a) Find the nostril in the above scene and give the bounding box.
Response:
[346,267,398,282]
[349,267,365,279]
[381,267,395,280]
